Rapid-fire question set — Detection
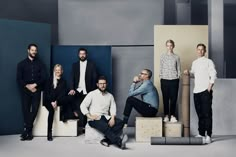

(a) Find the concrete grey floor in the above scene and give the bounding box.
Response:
[0,134,235,157]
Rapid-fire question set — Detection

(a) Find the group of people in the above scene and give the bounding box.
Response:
[16,40,216,149]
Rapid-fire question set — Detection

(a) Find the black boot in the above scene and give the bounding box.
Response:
[47,131,53,141]
[20,129,28,139]
[26,130,33,141]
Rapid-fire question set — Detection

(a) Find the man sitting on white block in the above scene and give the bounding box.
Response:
[80,76,128,149]
[84,123,104,144]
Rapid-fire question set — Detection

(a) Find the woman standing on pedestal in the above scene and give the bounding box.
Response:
[160,39,181,123]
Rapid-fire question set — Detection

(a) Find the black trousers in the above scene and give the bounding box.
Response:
[88,115,124,144]
[160,79,179,116]
[21,90,41,133]
[194,90,213,137]
[67,91,87,127]
[45,96,77,132]
[123,96,157,124]
[45,104,55,133]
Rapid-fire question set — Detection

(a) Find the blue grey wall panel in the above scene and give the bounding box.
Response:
[51,46,112,92]
[0,19,50,135]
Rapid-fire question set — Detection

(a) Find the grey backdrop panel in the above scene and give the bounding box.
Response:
[0,0,58,44]
[190,79,236,135]
[112,47,154,125]
[0,19,50,135]
[58,0,164,45]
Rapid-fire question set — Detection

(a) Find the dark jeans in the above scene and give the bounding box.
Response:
[88,115,124,144]
[161,79,179,116]
[194,90,213,137]
[123,96,157,124]
[21,90,41,133]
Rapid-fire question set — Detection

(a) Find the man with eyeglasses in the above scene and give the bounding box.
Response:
[123,69,159,127]
[80,76,128,149]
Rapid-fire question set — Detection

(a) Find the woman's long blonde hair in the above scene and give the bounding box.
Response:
[53,64,63,89]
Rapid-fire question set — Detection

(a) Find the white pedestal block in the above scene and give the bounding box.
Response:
[33,93,78,136]
[84,123,104,144]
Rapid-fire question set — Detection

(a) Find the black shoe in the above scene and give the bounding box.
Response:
[20,135,28,141]
[100,138,111,147]
[47,132,53,141]
[26,133,34,141]
[62,118,67,123]
[118,134,128,149]
[20,133,33,141]
[78,127,85,135]
[20,130,27,138]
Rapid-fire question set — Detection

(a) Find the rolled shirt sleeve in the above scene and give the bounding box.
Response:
[208,60,217,84]
[109,95,116,116]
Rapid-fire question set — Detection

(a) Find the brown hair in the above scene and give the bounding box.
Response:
[196,43,206,52]
[166,39,175,48]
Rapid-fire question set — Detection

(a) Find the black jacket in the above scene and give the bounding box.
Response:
[17,57,46,92]
[43,77,67,106]
[70,61,97,93]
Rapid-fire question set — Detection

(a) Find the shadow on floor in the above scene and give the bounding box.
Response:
[212,135,236,142]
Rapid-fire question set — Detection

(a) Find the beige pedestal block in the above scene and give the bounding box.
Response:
[136,117,162,142]
[164,122,183,137]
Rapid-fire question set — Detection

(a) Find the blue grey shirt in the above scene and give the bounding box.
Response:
[128,80,159,110]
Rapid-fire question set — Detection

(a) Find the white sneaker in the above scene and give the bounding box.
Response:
[195,134,203,138]
[163,116,169,122]
[195,135,207,144]
[170,116,178,123]
[205,135,212,144]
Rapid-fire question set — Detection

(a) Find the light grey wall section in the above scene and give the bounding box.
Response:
[112,47,154,125]
[58,0,164,45]
[208,0,225,77]
[190,79,236,135]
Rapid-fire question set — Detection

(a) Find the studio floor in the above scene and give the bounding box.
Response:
[0,130,235,157]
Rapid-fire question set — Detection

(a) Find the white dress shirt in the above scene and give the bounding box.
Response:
[190,57,217,93]
[80,89,117,120]
[77,60,87,94]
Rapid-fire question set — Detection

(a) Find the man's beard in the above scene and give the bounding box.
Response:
[80,57,87,62]
[29,53,37,59]
[98,88,106,93]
